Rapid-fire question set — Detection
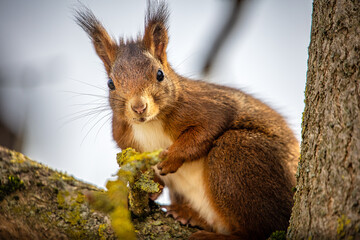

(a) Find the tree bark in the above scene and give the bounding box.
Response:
[287,0,360,239]
[0,146,196,240]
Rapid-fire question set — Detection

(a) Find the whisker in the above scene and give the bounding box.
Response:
[172,52,198,70]
[63,90,127,105]
[68,78,108,92]
[63,90,109,99]
[95,114,112,139]
[59,108,111,129]
[60,105,111,120]
[81,111,113,145]
[67,102,109,107]
[81,108,111,132]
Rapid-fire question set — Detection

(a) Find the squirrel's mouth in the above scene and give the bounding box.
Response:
[132,116,152,124]
[132,114,157,124]
[132,117,146,123]
[138,117,146,123]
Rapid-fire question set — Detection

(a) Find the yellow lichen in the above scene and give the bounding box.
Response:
[87,148,163,240]
[337,215,351,238]
[57,191,66,209]
[9,150,44,169]
[134,170,159,193]
[98,224,107,240]
[75,192,85,204]
[10,151,27,164]
[51,172,76,183]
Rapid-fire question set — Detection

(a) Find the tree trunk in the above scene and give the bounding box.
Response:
[287,0,360,239]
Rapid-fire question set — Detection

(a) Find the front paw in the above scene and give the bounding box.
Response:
[157,158,183,175]
[159,149,169,159]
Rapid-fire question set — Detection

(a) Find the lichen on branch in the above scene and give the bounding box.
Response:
[88,148,163,240]
[0,146,197,239]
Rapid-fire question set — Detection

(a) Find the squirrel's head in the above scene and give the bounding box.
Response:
[76,1,177,125]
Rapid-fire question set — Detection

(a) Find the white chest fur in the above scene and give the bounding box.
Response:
[131,120,173,152]
[131,120,226,233]
[161,159,227,233]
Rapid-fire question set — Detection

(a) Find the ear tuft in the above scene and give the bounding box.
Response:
[75,7,117,74]
[143,1,169,65]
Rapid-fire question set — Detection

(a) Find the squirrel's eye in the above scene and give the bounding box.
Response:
[107,78,115,90]
[157,69,164,82]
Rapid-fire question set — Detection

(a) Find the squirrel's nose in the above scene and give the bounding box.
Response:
[131,103,147,114]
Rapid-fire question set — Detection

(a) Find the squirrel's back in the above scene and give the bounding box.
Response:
[167,76,299,180]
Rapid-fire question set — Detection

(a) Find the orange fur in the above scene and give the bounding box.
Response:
[76,2,299,239]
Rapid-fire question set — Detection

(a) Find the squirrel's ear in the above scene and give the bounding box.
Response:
[143,1,169,65]
[75,8,117,74]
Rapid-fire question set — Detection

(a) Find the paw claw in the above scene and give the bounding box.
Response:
[159,149,169,159]
[161,204,195,226]
[157,159,184,175]
[176,216,190,225]
[161,204,212,230]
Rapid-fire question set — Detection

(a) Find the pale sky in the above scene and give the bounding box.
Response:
[0,0,313,188]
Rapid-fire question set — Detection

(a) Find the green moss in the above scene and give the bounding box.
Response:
[268,230,286,240]
[0,175,25,201]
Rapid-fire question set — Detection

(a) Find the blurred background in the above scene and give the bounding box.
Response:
[0,0,312,188]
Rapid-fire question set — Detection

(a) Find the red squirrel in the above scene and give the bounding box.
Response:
[76,2,299,239]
